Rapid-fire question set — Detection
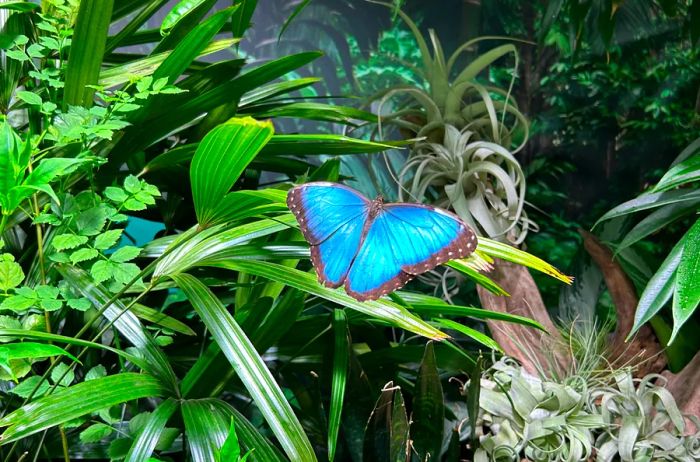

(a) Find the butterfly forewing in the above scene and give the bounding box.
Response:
[287,182,370,287]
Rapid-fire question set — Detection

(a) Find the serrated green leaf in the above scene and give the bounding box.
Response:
[94,229,123,250]
[53,234,89,251]
[80,422,114,443]
[0,254,24,291]
[67,298,92,311]
[110,246,141,263]
[76,206,108,236]
[124,198,147,211]
[86,365,106,381]
[90,260,113,283]
[70,248,99,264]
[40,299,63,312]
[51,362,75,387]
[112,262,141,284]
[0,295,35,312]
[11,375,51,398]
[124,175,142,194]
[105,186,128,203]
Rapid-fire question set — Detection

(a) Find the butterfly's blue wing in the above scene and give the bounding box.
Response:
[287,182,370,287]
[345,204,476,301]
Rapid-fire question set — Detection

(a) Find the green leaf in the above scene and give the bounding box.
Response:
[154,5,236,85]
[0,254,24,291]
[436,319,502,351]
[231,0,257,38]
[181,399,233,462]
[110,246,141,262]
[476,238,573,284]
[90,260,113,283]
[51,362,75,387]
[628,237,682,339]
[104,186,128,203]
[124,175,142,194]
[53,234,89,251]
[219,418,242,462]
[63,0,115,108]
[123,198,147,211]
[0,2,40,12]
[617,199,700,252]
[217,259,448,340]
[11,376,51,398]
[86,365,107,381]
[94,229,123,250]
[0,295,34,312]
[389,390,409,462]
[0,329,143,368]
[70,248,99,264]
[80,422,114,443]
[412,342,444,460]
[595,190,700,225]
[671,218,700,343]
[160,0,209,35]
[0,373,167,444]
[654,152,700,192]
[125,398,179,462]
[328,310,348,462]
[191,117,274,226]
[16,90,42,106]
[278,0,311,40]
[172,273,317,462]
[0,342,79,364]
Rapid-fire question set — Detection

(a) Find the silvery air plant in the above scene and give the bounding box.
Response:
[469,358,700,461]
[366,3,534,244]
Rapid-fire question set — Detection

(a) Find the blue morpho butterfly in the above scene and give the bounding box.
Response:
[287,182,477,301]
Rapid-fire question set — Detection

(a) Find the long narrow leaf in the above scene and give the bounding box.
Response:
[125,398,179,462]
[172,273,317,461]
[213,259,448,340]
[628,238,684,339]
[59,266,178,391]
[63,0,114,108]
[0,373,167,444]
[329,309,349,462]
[671,218,700,343]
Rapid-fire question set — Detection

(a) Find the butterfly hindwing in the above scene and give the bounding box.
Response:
[287,182,370,287]
[345,204,476,301]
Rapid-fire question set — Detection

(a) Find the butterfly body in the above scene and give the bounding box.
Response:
[288,182,476,301]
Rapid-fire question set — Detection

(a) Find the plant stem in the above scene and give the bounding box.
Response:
[59,426,70,462]
[0,214,9,237]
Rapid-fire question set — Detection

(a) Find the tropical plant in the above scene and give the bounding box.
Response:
[0,1,579,461]
[472,357,700,462]
[595,137,700,343]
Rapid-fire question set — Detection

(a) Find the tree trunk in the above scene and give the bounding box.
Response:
[477,259,570,377]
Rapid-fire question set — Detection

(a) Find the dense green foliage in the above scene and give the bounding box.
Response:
[0,0,697,461]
